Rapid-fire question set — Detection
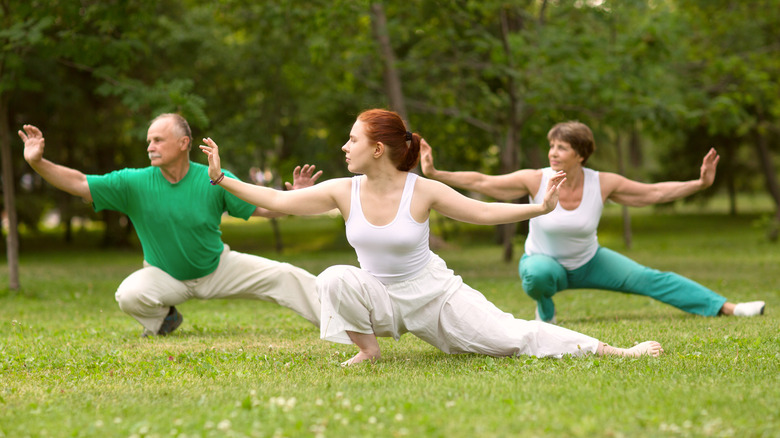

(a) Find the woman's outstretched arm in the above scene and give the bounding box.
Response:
[420,138,540,201]
[421,171,566,225]
[200,137,343,216]
[603,148,720,207]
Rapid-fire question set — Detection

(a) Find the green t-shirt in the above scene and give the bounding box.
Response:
[87,162,256,280]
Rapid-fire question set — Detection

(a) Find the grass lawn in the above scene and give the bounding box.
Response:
[1,205,779,437]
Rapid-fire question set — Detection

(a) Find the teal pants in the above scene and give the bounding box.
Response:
[519,247,727,321]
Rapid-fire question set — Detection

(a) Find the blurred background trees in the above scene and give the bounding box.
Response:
[2,0,779,277]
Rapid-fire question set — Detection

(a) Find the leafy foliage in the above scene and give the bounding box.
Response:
[2,0,779,241]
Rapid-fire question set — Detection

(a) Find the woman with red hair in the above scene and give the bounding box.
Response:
[200,109,663,366]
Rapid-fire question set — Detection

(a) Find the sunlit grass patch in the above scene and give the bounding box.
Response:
[1,210,778,437]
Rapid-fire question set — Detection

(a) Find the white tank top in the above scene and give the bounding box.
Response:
[524,167,602,270]
[345,173,432,284]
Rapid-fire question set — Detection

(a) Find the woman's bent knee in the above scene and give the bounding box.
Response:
[317,266,361,299]
[520,256,564,300]
[521,276,547,300]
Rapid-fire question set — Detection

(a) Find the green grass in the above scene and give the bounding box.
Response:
[1,208,779,438]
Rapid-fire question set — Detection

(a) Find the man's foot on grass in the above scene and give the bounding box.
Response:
[142,306,183,337]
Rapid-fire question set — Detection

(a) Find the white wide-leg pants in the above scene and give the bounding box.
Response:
[317,253,599,358]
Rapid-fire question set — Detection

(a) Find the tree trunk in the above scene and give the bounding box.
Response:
[271,136,286,253]
[755,128,780,241]
[723,142,738,216]
[496,7,524,263]
[269,218,283,253]
[617,130,634,249]
[370,3,408,122]
[59,191,74,243]
[0,95,20,290]
[498,128,519,262]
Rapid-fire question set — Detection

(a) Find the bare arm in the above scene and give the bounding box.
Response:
[18,125,92,202]
[420,171,566,225]
[200,138,343,216]
[604,148,720,207]
[420,138,538,201]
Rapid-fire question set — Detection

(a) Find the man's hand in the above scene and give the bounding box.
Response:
[18,125,46,164]
[699,148,720,189]
[285,164,323,190]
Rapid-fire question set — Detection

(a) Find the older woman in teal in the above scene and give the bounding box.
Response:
[421,121,765,323]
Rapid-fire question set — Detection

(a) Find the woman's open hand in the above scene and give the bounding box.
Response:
[541,171,567,213]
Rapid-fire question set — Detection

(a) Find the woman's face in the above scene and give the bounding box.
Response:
[548,138,583,172]
[342,119,376,173]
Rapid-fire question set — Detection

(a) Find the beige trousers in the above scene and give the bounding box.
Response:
[318,253,599,358]
[115,245,320,333]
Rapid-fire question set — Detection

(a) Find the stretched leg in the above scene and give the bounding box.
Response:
[519,254,568,322]
[440,260,664,358]
[572,247,727,317]
[201,246,321,326]
[115,265,190,335]
[427,260,600,358]
[440,281,664,359]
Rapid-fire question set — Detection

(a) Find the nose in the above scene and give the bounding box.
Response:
[342,142,348,152]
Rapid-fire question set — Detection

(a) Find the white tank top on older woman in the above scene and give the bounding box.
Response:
[345,173,432,284]
[525,167,603,270]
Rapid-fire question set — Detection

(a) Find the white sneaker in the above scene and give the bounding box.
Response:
[535,307,557,324]
[733,301,766,317]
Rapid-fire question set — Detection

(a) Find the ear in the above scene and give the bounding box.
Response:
[180,136,191,151]
[373,141,385,159]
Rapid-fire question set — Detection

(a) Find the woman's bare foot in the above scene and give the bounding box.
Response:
[598,341,664,357]
[340,351,380,367]
[625,341,664,357]
[341,331,381,367]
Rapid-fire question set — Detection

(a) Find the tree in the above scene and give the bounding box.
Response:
[0,1,54,289]
[6,0,211,252]
[374,0,683,259]
[370,2,408,122]
[665,0,780,240]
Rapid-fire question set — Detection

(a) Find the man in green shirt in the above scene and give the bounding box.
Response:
[19,113,322,337]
